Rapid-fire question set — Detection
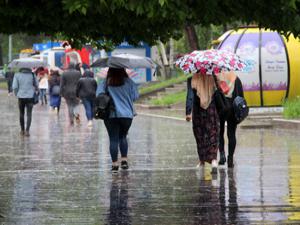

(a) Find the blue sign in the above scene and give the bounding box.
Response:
[33,41,61,51]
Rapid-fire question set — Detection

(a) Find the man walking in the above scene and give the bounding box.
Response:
[5,67,15,96]
[60,63,82,126]
[12,68,38,137]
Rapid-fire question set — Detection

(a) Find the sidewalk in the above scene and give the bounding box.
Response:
[0,93,300,224]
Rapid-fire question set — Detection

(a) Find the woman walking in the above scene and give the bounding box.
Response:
[48,69,61,114]
[186,73,219,173]
[96,68,139,173]
[76,70,97,126]
[217,71,244,168]
[38,70,48,105]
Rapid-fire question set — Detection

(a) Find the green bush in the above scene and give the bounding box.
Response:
[0,82,7,90]
[150,91,187,106]
[139,73,190,95]
[283,97,300,119]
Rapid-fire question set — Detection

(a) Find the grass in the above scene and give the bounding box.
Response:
[283,97,300,119]
[139,73,190,95]
[149,90,187,106]
[0,82,7,90]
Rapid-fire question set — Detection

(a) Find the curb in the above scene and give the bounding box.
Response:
[135,104,171,110]
[272,118,300,130]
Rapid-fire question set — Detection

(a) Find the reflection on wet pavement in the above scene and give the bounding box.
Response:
[0,95,300,224]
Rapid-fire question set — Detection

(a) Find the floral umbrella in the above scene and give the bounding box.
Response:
[175,49,246,75]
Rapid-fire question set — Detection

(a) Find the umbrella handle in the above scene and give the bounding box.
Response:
[212,72,220,90]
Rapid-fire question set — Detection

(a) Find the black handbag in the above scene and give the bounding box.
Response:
[212,74,231,119]
[93,80,114,120]
[32,73,39,105]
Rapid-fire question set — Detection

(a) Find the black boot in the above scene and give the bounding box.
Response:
[227,156,234,168]
[219,151,226,165]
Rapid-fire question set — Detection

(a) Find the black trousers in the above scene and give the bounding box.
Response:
[219,112,237,157]
[104,118,132,162]
[7,80,13,93]
[18,98,34,131]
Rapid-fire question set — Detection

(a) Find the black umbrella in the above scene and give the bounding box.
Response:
[90,53,156,69]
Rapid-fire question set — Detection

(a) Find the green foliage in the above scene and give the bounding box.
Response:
[139,73,189,95]
[283,97,300,119]
[0,81,7,90]
[0,33,47,63]
[174,23,237,53]
[1,1,300,49]
[150,91,186,106]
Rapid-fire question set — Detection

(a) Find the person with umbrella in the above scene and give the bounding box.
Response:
[91,53,155,173]
[12,68,39,137]
[96,67,139,173]
[177,49,246,173]
[186,72,220,173]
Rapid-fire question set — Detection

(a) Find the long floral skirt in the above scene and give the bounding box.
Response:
[192,101,220,164]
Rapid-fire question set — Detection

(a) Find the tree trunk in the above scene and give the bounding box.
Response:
[169,38,174,69]
[153,45,167,80]
[158,41,169,66]
[184,24,199,51]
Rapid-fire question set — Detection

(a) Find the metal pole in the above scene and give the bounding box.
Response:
[8,34,12,62]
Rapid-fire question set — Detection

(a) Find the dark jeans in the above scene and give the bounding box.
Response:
[81,97,94,121]
[219,112,237,157]
[18,98,34,131]
[104,118,133,163]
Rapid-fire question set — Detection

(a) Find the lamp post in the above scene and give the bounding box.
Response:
[8,35,12,62]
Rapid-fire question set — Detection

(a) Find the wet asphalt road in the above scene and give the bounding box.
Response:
[0,94,300,224]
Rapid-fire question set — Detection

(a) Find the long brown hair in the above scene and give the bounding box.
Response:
[107,67,128,86]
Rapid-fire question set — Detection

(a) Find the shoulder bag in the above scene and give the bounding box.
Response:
[32,73,39,105]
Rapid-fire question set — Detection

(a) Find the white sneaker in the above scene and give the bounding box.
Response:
[87,121,93,127]
[211,159,218,174]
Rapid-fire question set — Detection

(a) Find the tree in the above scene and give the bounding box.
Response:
[0,34,47,64]
[0,0,300,49]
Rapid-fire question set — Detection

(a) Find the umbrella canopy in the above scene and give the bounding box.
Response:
[95,67,141,80]
[90,53,156,69]
[8,57,48,69]
[175,49,246,75]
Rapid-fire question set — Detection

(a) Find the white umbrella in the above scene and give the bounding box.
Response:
[90,53,156,69]
[8,58,48,69]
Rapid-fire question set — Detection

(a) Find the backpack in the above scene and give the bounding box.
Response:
[93,81,114,120]
[93,93,113,119]
[233,96,249,123]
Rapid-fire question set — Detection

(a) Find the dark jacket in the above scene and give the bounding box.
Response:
[185,76,244,117]
[76,73,97,99]
[60,67,81,100]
